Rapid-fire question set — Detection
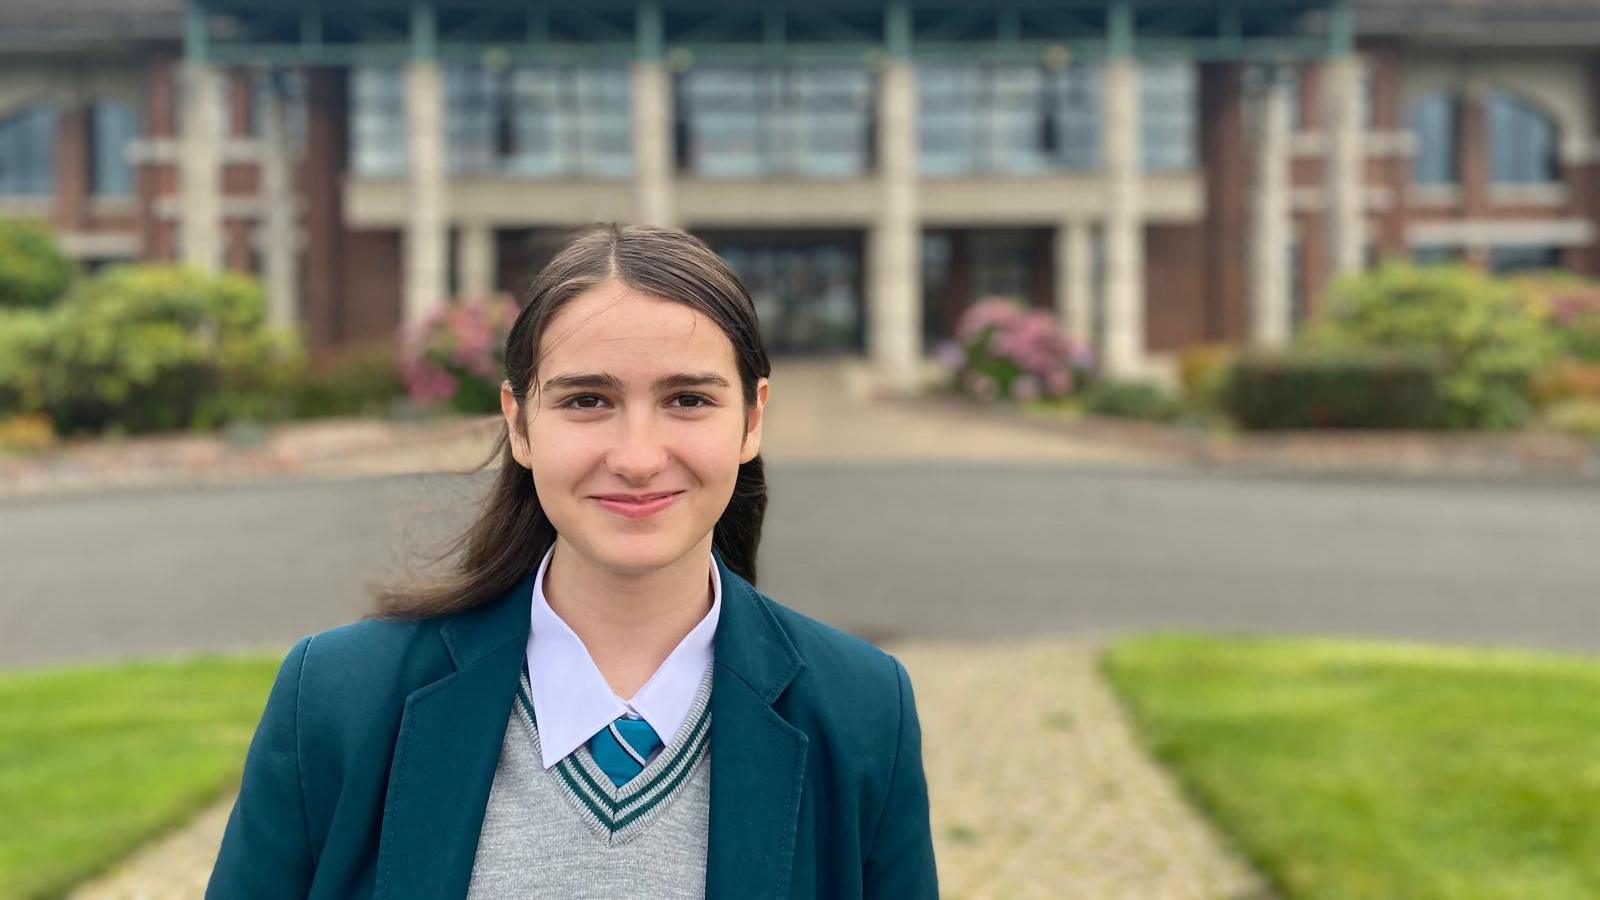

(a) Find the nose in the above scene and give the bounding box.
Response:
[606,406,670,484]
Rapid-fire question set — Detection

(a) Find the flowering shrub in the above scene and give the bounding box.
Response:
[1302,264,1560,430]
[935,296,1094,403]
[1516,276,1600,362]
[400,294,520,414]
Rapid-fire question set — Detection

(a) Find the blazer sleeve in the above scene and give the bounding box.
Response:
[863,656,940,899]
[207,634,317,898]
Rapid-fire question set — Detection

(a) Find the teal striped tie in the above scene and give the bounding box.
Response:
[587,716,663,787]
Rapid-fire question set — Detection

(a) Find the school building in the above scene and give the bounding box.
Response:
[4,1,1600,388]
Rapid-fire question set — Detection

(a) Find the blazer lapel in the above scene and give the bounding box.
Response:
[374,571,534,900]
[706,549,810,899]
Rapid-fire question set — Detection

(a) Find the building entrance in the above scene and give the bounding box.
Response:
[699,231,865,355]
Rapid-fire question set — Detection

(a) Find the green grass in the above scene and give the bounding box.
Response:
[0,652,282,900]
[1103,633,1600,900]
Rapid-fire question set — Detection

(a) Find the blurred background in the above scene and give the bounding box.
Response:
[3,0,1600,898]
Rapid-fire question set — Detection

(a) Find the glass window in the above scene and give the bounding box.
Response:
[1489,245,1562,274]
[443,64,631,178]
[249,70,308,154]
[681,65,869,179]
[1486,90,1559,184]
[351,67,407,177]
[446,65,499,174]
[90,101,139,196]
[1140,61,1196,171]
[0,104,56,196]
[1413,245,1462,266]
[1407,92,1456,185]
[916,64,982,175]
[918,62,1098,176]
[1047,62,1100,169]
[1282,66,1303,131]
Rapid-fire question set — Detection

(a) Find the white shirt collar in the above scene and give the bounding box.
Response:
[525,542,721,770]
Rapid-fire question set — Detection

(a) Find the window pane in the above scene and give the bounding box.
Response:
[1140,62,1195,171]
[1489,245,1561,274]
[917,63,981,175]
[1487,90,1558,184]
[1048,63,1099,169]
[918,62,1099,176]
[1407,93,1456,185]
[91,101,139,196]
[0,104,56,195]
[683,65,869,179]
[350,67,407,177]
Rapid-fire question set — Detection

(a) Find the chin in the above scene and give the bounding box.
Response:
[589,533,694,576]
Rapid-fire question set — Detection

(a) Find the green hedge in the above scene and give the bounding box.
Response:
[1301,263,1560,430]
[292,339,405,419]
[0,220,74,311]
[0,265,304,435]
[1079,380,1184,422]
[1224,347,1447,430]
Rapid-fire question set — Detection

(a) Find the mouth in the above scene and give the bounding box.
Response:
[592,491,685,520]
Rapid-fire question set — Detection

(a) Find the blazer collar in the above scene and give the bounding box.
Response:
[373,546,809,899]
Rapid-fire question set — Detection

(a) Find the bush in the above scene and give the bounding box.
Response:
[0,308,52,416]
[1511,274,1600,362]
[399,295,520,414]
[293,339,405,419]
[33,265,304,434]
[1540,399,1600,440]
[1301,263,1560,430]
[1529,359,1600,406]
[0,412,55,453]
[1177,343,1237,411]
[1223,346,1447,430]
[1079,380,1184,422]
[936,296,1095,402]
[0,220,74,310]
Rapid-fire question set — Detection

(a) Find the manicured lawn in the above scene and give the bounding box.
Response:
[1103,634,1600,900]
[1,652,282,900]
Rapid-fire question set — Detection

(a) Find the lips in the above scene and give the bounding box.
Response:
[593,491,684,520]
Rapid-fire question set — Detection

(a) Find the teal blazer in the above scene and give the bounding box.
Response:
[206,549,938,898]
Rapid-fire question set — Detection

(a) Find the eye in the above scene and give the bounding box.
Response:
[672,393,714,410]
[560,394,608,410]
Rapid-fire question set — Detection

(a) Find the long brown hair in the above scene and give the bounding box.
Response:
[368,223,771,621]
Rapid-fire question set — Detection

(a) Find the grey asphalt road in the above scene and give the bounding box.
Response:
[3,463,1597,670]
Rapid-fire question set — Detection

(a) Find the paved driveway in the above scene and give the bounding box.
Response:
[4,463,1597,670]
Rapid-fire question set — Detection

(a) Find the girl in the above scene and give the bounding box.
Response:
[207,224,938,898]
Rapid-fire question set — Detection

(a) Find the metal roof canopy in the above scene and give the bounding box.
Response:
[191,0,1350,69]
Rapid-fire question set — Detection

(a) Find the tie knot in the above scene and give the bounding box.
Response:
[588,716,662,788]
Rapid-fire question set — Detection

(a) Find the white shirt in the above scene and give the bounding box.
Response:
[524,543,721,771]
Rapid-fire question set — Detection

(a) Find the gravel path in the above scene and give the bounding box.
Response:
[69,639,1273,899]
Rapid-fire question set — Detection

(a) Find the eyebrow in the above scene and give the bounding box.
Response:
[540,371,733,395]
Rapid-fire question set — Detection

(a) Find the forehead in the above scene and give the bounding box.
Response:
[539,279,738,378]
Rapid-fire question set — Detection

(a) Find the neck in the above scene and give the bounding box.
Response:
[543,535,715,699]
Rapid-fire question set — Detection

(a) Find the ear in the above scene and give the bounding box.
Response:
[739,377,768,464]
[501,380,533,469]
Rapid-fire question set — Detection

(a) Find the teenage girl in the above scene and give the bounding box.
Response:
[207,224,938,898]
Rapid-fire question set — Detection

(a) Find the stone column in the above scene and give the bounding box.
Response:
[1251,67,1292,348]
[179,63,223,272]
[1324,55,1366,276]
[259,73,298,328]
[459,220,496,298]
[405,60,447,321]
[1055,219,1093,348]
[869,57,921,393]
[632,62,676,226]
[1102,58,1144,379]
